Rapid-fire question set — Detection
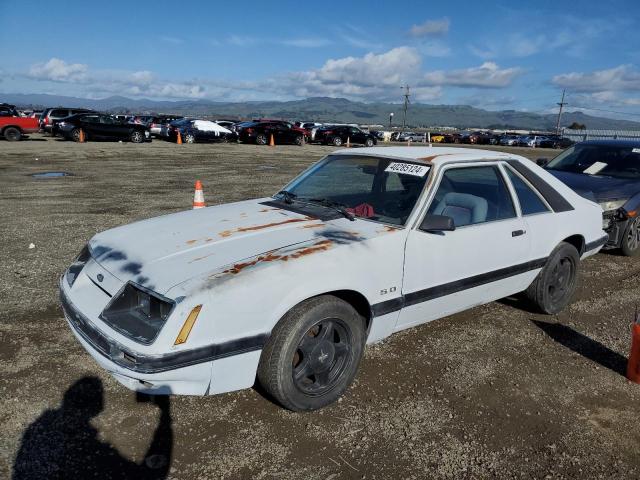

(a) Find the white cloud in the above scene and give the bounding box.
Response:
[552,65,640,92]
[410,18,450,37]
[28,58,88,82]
[280,37,331,48]
[423,62,523,88]
[160,36,184,45]
[227,35,258,47]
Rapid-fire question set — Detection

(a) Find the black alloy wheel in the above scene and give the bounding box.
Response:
[257,295,365,411]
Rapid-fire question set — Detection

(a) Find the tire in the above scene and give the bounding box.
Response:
[71,128,82,142]
[621,217,640,256]
[257,295,366,411]
[332,136,343,147]
[130,130,144,143]
[525,242,580,314]
[365,138,374,147]
[4,127,22,141]
[184,133,196,144]
[256,134,268,145]
[294,135,304,146]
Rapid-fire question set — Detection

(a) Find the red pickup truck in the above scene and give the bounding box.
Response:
[0,103,39,141]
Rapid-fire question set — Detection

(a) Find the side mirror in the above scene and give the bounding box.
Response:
[419,214,455,233]
[536,158,549,167]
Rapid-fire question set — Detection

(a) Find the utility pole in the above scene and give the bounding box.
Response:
[555,89,567,136]
[401,84,410,132]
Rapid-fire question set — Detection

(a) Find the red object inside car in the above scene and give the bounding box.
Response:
[347,203,375,218]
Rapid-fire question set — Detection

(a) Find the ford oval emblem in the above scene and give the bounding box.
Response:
[97,274,104,282]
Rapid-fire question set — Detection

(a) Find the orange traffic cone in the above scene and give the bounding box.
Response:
[346,136,350,148]
[269,134,275,147]
[627,306,640,383]
[78,128,85,143]
[177,130,183,144]
[193,180,205,209]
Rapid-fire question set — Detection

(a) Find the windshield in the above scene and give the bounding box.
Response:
[281,155,430,226]
[546,144,640,179]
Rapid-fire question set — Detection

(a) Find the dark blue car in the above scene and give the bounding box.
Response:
[544,140,640,256]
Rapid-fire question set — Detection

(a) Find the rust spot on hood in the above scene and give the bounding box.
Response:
[222,239,333,275]
[218,217,316,238]
[300,223,324,229]
[185,239,197,245]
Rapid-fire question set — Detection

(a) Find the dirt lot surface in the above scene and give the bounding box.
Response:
[1,135,640,479]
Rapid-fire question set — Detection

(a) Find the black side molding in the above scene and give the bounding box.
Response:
[585,234,608,252]
[371,257,548,316]
[506,160,574,213]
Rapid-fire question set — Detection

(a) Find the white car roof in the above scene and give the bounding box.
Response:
[331,146,523,166]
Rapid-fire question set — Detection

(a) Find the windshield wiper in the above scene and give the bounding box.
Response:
[275,190,297,204]
[305,198,355,221]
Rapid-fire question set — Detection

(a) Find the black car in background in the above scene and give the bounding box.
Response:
[40,107,96,134]
[57,113,151,143]
[544,140,640,255]
[237,120,305,145]
[313,125,377,147]
[167,118,237,143]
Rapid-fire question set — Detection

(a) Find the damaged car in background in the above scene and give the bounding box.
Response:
[544,140,640,256]
[60,146,606,411]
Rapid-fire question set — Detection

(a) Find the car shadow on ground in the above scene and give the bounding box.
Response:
[531,320,627,376]
[12,377,173,480]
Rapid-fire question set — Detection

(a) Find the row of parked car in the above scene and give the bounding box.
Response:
[372,129,574,149]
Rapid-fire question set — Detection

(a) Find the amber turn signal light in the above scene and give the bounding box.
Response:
[174,305,203,345]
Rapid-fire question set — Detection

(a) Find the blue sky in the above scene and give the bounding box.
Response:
[1,0,639,119]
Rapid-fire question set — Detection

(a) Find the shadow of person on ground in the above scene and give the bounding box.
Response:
[12,376,172,480]
[531,320,627,376]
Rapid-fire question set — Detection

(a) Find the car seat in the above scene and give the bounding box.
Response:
[432,192,488,227]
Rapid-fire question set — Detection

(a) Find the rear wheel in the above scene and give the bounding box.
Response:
[256,133,268,145]
[332,136,343,147]
[184,132,196,144]
[257,296,366,411]
[365,138,374,147]
[621,217,640,256]
[4,127,22,141]
[71,128,82,142]
[525,242,579,314]
[130,130,144,143]
[294,135,304,146]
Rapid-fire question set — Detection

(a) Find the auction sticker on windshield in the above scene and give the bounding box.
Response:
[385,162,430,177]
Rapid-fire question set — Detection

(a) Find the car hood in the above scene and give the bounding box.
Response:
[546,170,640,202]
[88,198,388,295]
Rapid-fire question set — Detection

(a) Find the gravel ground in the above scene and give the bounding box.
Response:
[1,135,639,479]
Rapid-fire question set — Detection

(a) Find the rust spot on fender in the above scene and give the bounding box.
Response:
[185,239,197,245]
[300,223,324,229]
[218,217,316,238]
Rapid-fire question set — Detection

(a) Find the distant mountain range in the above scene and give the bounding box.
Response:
[3,93,640,131]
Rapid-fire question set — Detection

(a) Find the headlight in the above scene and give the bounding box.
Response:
[58,122,66,127]
[599,199,626,212]
[100,283,174,344]
[66,245,90,287]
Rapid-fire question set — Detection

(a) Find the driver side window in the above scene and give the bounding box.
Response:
[427,166,516,227]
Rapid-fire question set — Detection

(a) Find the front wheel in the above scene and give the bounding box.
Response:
[257,296,366,411]
[130,130,144,143]
[525,242,579,314]
[256,133,268,145]
[332,136,343,147]
[365,138,374,147]
[294,135,304,146]
[621,217,640,256]
[184,132,196,144]
[4,127,22,141]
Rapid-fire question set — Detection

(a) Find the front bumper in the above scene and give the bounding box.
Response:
[602,210,630,249]
[60,277,266,395]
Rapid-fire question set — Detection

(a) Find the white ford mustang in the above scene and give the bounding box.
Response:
[60,147,607,411]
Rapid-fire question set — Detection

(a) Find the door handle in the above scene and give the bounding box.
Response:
[512,230,525,237]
